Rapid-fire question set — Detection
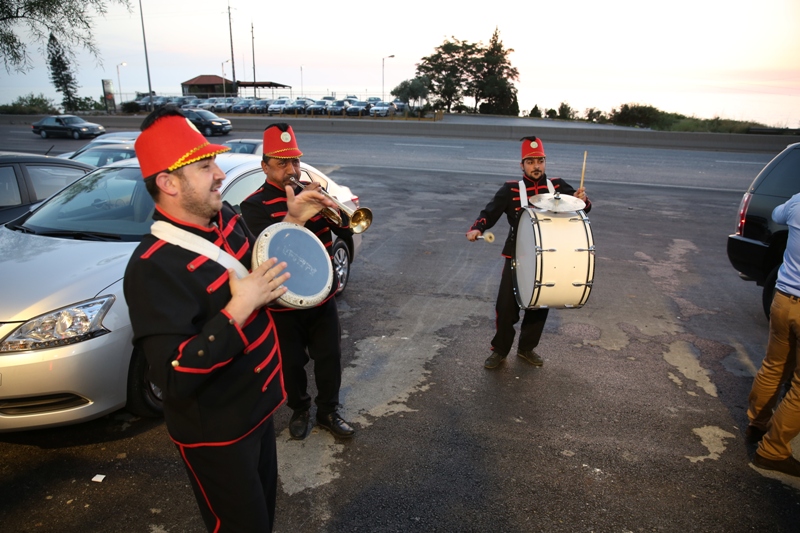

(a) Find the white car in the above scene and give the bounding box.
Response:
[0,153,363,432]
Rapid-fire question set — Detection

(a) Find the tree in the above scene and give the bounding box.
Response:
[416,37,476,112]
[391,76,429,109]
[529,105,542,118]
[47,33,79,111]
[472,28,519,115]
[557,102,577,120]
[0,93,59,114]
[1,0,131,73]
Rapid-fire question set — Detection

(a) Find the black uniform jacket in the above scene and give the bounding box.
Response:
[240,180,352,307]
[470,173,592,257]
[124,204,285,445]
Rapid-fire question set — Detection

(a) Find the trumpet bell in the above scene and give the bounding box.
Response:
[350,207,373,234]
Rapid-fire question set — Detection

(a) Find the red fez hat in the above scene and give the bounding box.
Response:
[134,115,230,179]
[262,124,303,159]
[520,136,546,160]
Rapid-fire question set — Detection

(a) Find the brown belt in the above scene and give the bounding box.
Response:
[777,289,800,302]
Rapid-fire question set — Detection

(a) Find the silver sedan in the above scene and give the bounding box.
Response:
[0,153,363,432]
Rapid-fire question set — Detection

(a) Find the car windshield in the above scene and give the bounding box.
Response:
[314,101,327,105]
[61,117,86,125]
[19,166,153,241]
[72,148,136,167]
[333,101,346,106]
[195,110,219,119]
[353,102,368,106]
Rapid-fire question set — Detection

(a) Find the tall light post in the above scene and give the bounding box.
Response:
[222,60,230,98]
[382,54,394,102]
[300,66,303,97]
[116,62,127,106]
[138,0,153,111]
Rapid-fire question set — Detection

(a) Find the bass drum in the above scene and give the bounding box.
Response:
[513,207,594,309]
[252,222,333,309]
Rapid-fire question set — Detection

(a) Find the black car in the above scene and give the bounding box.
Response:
[0,152,95,223]
[327,100,350,116]
[248,99,273,114]
[727,142,800,317]
[31,115,106,140]
[345,101,372,116]
[182,109,233,136]
[282,100,312,115]
[306,100,332,116]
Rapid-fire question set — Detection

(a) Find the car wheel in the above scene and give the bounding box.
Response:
[762,264,780,319]
[40,130,47,139]
[72,130,81,140]
[203,126,213,136]
[126,347,164,418]
[332,239,351,295]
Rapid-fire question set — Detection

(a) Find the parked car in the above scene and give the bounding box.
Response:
[248,99,274,114]
[267,100,290,115]
[0,153,362,431]
[169,96,195,107]
[213,97,239,113]
[231,99,254,113]
[367,97,381,106]
[181,98,207,110]
[370,102,397,117]
[223,138,263,155]
[136,96,157,111]
[58,131,141,160]
[727,142,800,318]
[183,109,233,136]
[31,115,106,140]
[346,101,372,117]
[327,100,350,115]
[283,100,311,115]
[197,98,220,110]
[68,144,137,167]
[0,152,94,223]
[306,100,332,116]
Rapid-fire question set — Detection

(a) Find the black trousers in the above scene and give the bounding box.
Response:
[272,296,342,417]
[491,258,549,356]
[178,417,277,533]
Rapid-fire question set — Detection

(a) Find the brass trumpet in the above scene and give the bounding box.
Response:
[289,176,373,234]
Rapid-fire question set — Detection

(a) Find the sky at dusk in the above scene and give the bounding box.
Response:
[3,0,799,127]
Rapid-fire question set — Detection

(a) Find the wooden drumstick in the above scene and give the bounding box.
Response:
[580,150,587,190]
[478,231,495,243]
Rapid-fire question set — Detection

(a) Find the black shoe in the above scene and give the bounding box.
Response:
[317,412,355,438]
[746,425,766,443]
[289,409,310,440]
[753,452,800,477]
[517,349,544,367]
[484,352,506,369]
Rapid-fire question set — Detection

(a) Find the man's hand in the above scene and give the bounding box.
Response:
[283,183,338,225]
[466,229,482,242]
[224,258,289,325]
[574,187,587,201]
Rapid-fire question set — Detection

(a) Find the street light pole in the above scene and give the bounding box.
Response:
[382,54,394,101]
[138,0,154,111]
[222,60,230,98]
[116,62,127,106]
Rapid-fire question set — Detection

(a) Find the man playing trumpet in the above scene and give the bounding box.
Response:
[241,123,356,440]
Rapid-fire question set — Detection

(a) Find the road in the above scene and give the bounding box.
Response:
[1,127,798,532]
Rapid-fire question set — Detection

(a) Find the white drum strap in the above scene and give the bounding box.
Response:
[151,220,250,279]
[518,180,528,208]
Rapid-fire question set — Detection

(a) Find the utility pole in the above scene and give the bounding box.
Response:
[251,22,256,99]
[228,3,236,94]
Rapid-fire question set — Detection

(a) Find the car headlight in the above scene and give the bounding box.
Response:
[0,296,115,353]
[211,121,222,125]
[80,127,89,131]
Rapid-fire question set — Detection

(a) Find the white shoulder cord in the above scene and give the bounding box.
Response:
[150,220,250,279]
[518,180,528,209]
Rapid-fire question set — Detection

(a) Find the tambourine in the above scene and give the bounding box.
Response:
[252,222,333,309]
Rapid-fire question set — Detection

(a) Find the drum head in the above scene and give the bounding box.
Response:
[252,223,333,309]
[513,208,538,308]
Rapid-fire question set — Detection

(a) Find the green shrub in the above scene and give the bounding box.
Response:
[121,101,140,113]
[0,93,59,114]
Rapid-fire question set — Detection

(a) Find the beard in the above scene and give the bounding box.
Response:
[178,177,222,221]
